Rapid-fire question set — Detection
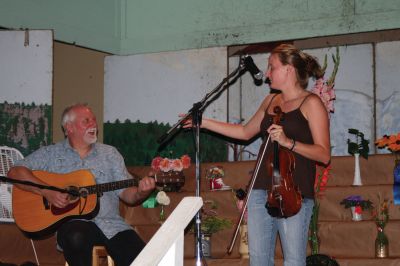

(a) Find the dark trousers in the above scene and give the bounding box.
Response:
[57,220,145,266]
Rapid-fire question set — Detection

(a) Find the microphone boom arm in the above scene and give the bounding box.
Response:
[157,59,246,146]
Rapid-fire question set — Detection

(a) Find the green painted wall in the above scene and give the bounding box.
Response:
[1,0,400,55]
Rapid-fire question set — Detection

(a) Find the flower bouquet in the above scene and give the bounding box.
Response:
[309,164,331,255]
[340,195,373,221]
[376,133,400,204]
[347,128,369,186]
[375,133,400,154]
[372,199,390,258]
[156,190,170,223]
[206,166,230,191]
[151,154,191,191]
[190,199,232,258]
[311,46,340,118]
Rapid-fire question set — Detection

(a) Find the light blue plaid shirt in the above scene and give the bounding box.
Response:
[15,139,133,238]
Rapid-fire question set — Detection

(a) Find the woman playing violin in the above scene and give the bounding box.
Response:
[184,44,330,266]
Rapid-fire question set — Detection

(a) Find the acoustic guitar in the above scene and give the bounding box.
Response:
[12,169,139,238]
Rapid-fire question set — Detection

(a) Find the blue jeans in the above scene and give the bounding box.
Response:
[247,189,314,266]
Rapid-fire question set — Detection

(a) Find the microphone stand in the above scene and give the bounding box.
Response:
[157,58,246,265]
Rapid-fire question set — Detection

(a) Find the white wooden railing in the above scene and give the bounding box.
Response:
[131,196,203,266]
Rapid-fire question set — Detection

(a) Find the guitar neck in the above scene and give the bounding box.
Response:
[83,178,138,195]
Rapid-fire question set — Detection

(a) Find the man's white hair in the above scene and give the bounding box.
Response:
[61,103,89,136]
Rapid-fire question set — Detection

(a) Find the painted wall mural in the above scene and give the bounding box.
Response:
[0,103,52,156]
[0,30,52,222]
[104,47,229,165]
[0,30,53,155]
[105,41,400,165]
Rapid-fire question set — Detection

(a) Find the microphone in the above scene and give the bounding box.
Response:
[243,55,264,81]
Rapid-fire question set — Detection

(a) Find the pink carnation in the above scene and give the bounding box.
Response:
[151,156,163,171]
[311,78,336,115]
[181,155,191,169]
[171,159,183,172]
[159,158,172,172]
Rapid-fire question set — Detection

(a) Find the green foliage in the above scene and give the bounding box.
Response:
[340,196,373,210]
[104,120,228,166]
[0,102,52,155]
[347,128,369,159]
[200,216,232,234]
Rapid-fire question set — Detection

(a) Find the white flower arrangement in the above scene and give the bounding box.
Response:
[156,191,170,206]
[156,190,170,223]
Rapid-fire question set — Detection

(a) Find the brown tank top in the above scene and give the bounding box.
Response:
[253,93,316,198]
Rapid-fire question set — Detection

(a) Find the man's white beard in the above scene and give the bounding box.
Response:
[84,128,97,144]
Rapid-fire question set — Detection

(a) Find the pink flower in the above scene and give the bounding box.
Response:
[171,159,183,172]
[151,156,163,171]
[159,158,172,172]
[354,206,362,214]
[181,155,191,169]
[311,78,336,115]
[152,155,191,173]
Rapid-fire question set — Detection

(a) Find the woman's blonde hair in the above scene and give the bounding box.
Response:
[272,44,324,89]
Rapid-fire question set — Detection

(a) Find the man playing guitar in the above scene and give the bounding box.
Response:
[8,103,155,266]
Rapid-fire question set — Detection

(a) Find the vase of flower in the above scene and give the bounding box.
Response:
[239,224,249,259]
[350,206,363,221]
[200,232,212,258]
[156,191,170,224]
[375,227,389,258]
[394,153,400,187]
[347,128,369,186]
[340,195,373,221]
[353,153,362,186]
[373,199,389,258]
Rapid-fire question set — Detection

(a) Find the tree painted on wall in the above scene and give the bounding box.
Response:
[0,102,52,156]
[104,119,227,166]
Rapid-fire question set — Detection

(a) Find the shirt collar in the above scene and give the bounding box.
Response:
[62,138,98,157]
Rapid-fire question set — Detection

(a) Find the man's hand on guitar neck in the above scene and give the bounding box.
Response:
[120,173,156,206]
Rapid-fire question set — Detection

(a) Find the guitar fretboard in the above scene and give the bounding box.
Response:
[83,178,138,195]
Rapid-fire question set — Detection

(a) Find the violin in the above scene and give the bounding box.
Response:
[227,105,302,254]
[266,106,302,218]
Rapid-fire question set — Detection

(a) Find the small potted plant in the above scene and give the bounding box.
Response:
[340,195,373,221]
[347,128,370,186]
[191,200,232,258]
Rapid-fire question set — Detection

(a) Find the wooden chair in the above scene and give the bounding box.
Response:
[65,245,114,266]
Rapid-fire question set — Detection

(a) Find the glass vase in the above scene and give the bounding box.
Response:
[352,153,362,186]
[159,205,165,224]
[393,154,400,205]
[375,228,389,258]
[239,224,249,259]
